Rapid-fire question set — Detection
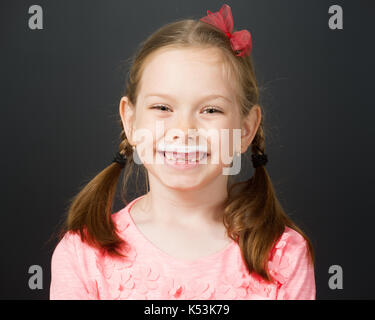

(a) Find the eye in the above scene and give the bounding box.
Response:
[202,106,223,114]
[150,105,172,112]
[150,105,223,114]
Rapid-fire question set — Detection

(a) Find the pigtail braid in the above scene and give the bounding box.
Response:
[224,113,314,282]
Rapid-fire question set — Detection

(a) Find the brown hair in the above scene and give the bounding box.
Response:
[53,18,314,283]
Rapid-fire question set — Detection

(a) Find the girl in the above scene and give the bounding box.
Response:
[50,4,315,300]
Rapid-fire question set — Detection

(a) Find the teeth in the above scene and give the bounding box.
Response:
[163,151,206,162]
[164,152,175,160]
[157,142,208,154]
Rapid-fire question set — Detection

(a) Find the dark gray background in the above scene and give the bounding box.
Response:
[1,0,374,299]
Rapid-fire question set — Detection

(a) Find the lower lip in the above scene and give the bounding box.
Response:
[158,152,209,170]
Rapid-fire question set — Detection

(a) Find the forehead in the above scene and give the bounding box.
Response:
[138,47,236,102]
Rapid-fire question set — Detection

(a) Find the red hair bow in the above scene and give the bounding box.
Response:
[200,4,252,57]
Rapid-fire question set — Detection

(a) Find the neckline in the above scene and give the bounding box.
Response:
[124,194,237,265]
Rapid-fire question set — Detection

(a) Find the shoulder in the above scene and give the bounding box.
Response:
[111,208,131,233]
[53,231,81,255]
[267,226,312,285]
[51,230,97,264]
[274,226,308,252]
[50,231,101,299]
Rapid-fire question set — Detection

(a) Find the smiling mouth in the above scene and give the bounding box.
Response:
[158,151,209,163]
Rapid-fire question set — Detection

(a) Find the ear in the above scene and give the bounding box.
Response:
[240,104,262,153]
[119,96,136,145]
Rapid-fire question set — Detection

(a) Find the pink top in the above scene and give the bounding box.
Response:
[50,195,316,300]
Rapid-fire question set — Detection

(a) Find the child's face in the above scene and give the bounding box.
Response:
[120,47,259,191]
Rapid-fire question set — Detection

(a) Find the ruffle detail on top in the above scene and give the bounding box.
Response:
[93,208,302,300]
[214,270,248,299]
[184,278,215,300]
[159,276,217,300]
[267,227,309,289]
[51,198,314,300]
[233,227,307,299]
[95,246,138,300]
[115,211,131,233]
[244,272,276,299]
[95,214,138,300]
[265,227,313,300]
[95,211,164,300]
[160,277,188,300]
[235,246,276,299]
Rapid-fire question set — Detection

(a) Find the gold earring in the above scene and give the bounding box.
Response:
[132,145,136,151]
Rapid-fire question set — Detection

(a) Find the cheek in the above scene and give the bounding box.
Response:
[137,116,172,140]
[208,127,238,163]
[132,125,156,164]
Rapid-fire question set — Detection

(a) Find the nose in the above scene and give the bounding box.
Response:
[171,113,198,143]
[172,134,196,145]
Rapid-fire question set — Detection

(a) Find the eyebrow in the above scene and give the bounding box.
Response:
[144,93,233,104]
